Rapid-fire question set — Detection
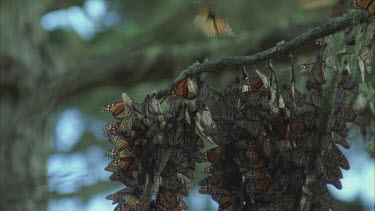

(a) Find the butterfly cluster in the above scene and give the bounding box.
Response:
[102,76,215,210]
[101,40,368,210]
[195,48,362,210]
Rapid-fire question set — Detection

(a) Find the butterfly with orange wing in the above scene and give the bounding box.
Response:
[349,0,375,14]
[174,77,198,99]
[194,2,234,37]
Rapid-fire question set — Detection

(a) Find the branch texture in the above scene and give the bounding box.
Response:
[156,12,371,98]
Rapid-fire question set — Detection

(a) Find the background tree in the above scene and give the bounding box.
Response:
[0,0,373,210]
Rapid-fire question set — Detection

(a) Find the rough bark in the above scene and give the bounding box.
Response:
[0,0,53,210]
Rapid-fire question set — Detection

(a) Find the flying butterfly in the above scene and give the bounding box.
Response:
[194,2,234,37]
[349,0,375,15]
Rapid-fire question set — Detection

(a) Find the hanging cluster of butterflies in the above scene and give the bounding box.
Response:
[102,75,218,210]
[102,48,362,210]
[195,46,362,210]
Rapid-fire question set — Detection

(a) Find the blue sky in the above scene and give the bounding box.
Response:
[41,0,118,40]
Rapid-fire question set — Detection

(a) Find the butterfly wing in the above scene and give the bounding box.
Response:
[101,101,126,119]
[369,0,375,14]
[213,16,233,36]
[194,3,234,37]
[350,0,375,14]
[194,14,217,37]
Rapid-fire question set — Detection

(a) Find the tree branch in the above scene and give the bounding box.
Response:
[55,15,326,102]
[155,12,371,99]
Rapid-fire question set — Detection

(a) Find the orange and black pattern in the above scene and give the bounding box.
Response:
[194,2,234,37]
[103,90,205,210]
[349,0,375,15]
[103,48,358,210]
[195,50,357,210]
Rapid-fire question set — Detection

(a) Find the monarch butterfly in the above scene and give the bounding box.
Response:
[307,89,323,108]
[302,56,326,85]
[194,2,234,37]
[105,139,137,159]
[337,103,357,122]
[309,180,329,195]
[204,160,238,175]
[321,145,349,170]
[331,2,347,17]
[160,178,191,197]
[271,111,291,140]
[349,0,375,15]
[339,69,357,92]
[141,201,169,211]
[101,101,126,119]
[174,77,198,99]
[331,165,343,179]
[114,204,134,211]
[196,146,219,163]
[107,146,141,159]
[240,77,267,93]
[334,86,347,105]
[170,148,187,166]
[358,45,373,81]
[102,93,134,119]
[156,191,186,210]
[196,138,204,148]
[322,168,343,189]
[105,156,136,176]
[218,195,240,210]
[250,77,267,90]
[291,149,310,167]
[107,191,139,207]
[253,166,268,180]
[256,178,276,195]
[331,144,350,170]
[103,121,131,137]
[109,171,138,185]
[330,131,350,149]
[199,174,226,188]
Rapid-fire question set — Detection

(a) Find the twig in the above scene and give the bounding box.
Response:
[289,53,296,105]
[155,12,371,99]
[267,60,280,107]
